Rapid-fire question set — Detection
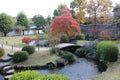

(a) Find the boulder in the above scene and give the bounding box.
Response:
[46,62,56,69]
[56,58,68,67]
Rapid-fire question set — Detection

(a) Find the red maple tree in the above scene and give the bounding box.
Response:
[50,7,80,40]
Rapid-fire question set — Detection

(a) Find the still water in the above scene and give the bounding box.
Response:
[39,58,100,80]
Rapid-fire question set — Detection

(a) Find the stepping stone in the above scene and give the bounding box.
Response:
[0,56,12,62]
[8,53,14,57]
[3,66,12,71]
[5,69,15,74]
[4,74,13,80]
[0,63,9,68]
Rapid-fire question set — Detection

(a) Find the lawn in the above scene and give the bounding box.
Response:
[77,40,90,45]
[0,34,48,47]
[11,50,60,66]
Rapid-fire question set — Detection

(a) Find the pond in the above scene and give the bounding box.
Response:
[39,58,101,80]
[0,75,4,80]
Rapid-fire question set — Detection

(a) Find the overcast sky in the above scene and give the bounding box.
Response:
[0,0,120,18]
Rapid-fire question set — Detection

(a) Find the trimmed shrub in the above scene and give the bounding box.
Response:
[22,37,32,44]
[99,29,113,40]
[76,33,85,40]
[9,70,70,80]
[9,70,41,80]
[62,51,76,62]
[13,51,29,63]
[34,74,70,80]
[0,47,5,57]
[97,41,119,63]
[75,48,86,57]
[22,45,35,54]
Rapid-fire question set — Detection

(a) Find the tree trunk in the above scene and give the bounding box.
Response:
[38,29,39,34]
[4,32,7,36]
[94,10,97,27]
[22,30,24,35]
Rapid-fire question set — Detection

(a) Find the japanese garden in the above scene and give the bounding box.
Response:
[0,0,120,80]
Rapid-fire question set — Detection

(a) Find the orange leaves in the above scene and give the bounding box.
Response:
[22,37,32,43]
[50,13,80,39]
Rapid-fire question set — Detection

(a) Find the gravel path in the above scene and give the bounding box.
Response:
[117,44,120,48]
[0,44,49,51]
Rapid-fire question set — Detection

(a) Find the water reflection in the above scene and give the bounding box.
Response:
[0,75,4,80]
[39,58,100,80]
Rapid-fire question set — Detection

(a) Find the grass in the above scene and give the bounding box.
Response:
[11,50,60,66]
[113,40,120,44]
[0,34,48,47]
[77,40,90,44]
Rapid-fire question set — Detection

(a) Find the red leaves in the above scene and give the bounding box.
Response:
[91,28,100,33]
[99,29,113,40]
[50,12,80,38]
[22,37,32,43]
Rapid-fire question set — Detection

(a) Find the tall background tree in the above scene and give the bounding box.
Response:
[87,0,113,25]
[70,1,77,18]
[113,3,120,24]
[53,4,67,18]
[74,0,87,24]
[113,3,120,32]
[32,14,46,33]
[16,12,29,29]
[46,15,52,25]
[0,13,15,36]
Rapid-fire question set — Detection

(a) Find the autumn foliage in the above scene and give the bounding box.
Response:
[22,37,32,43]
[91,28,100,34]
[99,29,113,40]
[50,7,80,41]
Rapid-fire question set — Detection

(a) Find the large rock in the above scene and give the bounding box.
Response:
[56,58,68,67]
[46,62,56,69]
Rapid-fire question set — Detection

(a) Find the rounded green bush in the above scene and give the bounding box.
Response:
[76,33,85,40]
[9,70,41,80]
[75,48,86,57]
[62,51,76,62]
[13,51,29,63]
[0,47,5,57]
[97,41,119,62]
[34,74,70,80]
[22,45,35,54]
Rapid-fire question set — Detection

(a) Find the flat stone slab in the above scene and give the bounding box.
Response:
[3,66,12,70]
[0,62,9,68]
[4,74,13,79]
[0,56,12,62]
[5,69,15,74]
[8,53,14,57]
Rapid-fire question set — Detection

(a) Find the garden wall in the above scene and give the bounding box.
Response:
[80,24,120,38]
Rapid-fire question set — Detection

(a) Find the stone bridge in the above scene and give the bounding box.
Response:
[57,43,82,53]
